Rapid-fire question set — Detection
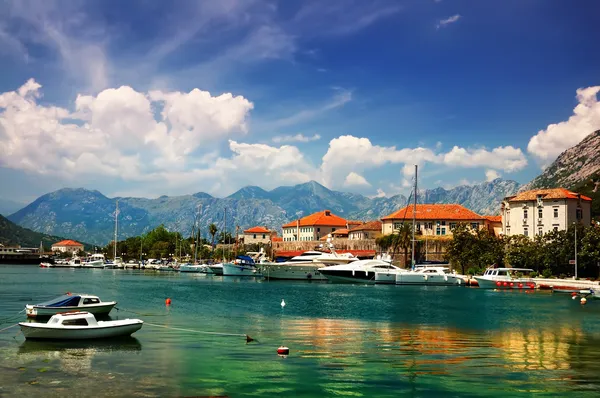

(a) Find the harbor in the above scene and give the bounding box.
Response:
[2,264,600,397]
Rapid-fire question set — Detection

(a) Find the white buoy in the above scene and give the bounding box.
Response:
[581,297,587,305]
[281,299,286,308]
[572,296,577,300]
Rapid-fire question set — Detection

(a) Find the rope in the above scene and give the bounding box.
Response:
[145,322,255,343]
[0,323,19,333]
[114,307,169,317]
[0,309,26,325]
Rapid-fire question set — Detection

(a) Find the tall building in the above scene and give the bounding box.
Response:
[501,188,592,238]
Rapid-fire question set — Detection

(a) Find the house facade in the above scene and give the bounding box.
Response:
[501,188,592,238]
[282,210,349,241]
[348,220,383,240]
[381,204,485,236]
[51,239,84,254]
[483,216,503,237]
[243,226,272,245]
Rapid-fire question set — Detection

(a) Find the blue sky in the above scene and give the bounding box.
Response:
[0,0,599,204]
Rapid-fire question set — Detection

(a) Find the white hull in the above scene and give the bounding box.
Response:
[179,264,203,273]
[222,263,260,277]
[374,271,400,284]
[82,260,105,268]
[26,302,116,318]
[264,263,328,280]
[209,264,224,275]
[20,321,143,340]
[396,272,463,285]
[475,276,536,289]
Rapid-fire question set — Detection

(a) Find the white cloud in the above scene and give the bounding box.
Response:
[369,188,387,198]
[442,145,527,172]
[272,134,321,143]
[436,14,461,29]
[485,169,501,182]
[527,86,600,165]
[344,172,371,187]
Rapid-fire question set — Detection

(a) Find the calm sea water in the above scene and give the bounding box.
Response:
[1,265,600,397]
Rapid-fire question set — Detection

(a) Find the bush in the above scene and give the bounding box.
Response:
[466,267,481,276]
[542,268,552,279]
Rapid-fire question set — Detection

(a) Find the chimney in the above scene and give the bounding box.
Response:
[325,210,331,216]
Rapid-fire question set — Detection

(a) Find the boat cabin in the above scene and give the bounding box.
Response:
[482,268,534,277]
[35,294,102,308]
[47,312,99,327]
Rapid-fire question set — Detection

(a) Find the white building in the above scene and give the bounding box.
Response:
[51,239,84,254]
[242,226,272,245]
[282,210,357,241]
[501,188,592,238]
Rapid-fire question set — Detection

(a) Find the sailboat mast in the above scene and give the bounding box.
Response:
[411,165,417,269]
[114,200,119,260]
[223,208,227,262]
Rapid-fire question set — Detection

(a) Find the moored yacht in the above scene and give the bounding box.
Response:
[82,253,105,268]
[474,267,536,289]
[396,266,464,286]
[223,255,261,276]
[318,259,402,284]
[208,263,224,275]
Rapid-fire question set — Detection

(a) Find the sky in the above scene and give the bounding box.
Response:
[0,0,599,204]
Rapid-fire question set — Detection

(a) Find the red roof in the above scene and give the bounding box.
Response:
[282,210,348,228]
[484,215,502,223]
[349,220,382,232]
[52,239,83,247]
[331,228,349,236]
[272,236,283,242]
[382,204,483,221]
[508,188,592,202]
[244,226,271,234]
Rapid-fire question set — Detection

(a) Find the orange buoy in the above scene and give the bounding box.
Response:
[277,346,289,355]
[165,298,172,305]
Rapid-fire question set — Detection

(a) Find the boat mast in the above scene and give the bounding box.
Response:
[114,200,119,260]
[411,165,417,270]
[223,208,227,262]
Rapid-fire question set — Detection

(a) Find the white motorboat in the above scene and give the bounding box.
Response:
[223,255,262,276]
[19,312,143,340]
[395,266,464,286]
[179,263,205,273]
[107,257,125,269]
[60,257,82,268]
[474,267,536,289]
[264,247,359,281]
[208,263,224,275]
[25,294,117,318]
[39,262,54,268]
[82,253,105,268]
[318,259,402,284]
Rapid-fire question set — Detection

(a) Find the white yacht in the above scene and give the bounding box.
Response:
[474,267,536,289]
[208,263,224,275]
[82,253,105,268]
[318,259,402,284]
[223,255,261,277]
[396,266,465,286]
[179,263,204,273]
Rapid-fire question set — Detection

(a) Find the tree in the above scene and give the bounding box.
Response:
[579,225,600,278]
[446,224,477,274]
[208,224,218,250]
[391,222,413,267]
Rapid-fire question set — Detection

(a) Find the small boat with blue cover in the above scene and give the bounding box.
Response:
[25,294,117,318]
[222,255,261,277]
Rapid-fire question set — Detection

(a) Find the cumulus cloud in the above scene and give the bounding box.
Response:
[0,79,253,181]
[272,133,321,143]
[485,169,501,182]
[527,86,600,165]
[344,172,371,187]
[437,14,461,29]
[319,135,527,189]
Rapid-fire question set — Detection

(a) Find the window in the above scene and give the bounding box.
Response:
[393,222,402,230]
[553,226,558,232]
[576,208,583,220]
[553,208,559,218]
[470,222,479,230]
[441,227,446,235]
[450,223,457,230]
[426,222,433,230]
[83,298,99,304]
[538,228,543,236]
[506,227,510,235]
[62,318,89,326]
[416,222,421,231]
[317,227,321,232]
[524,228,528,237]
[332,228,336,232]
[441,221,446,226]
[538,208,543,219]
[436,226,441,236]
[253,234,256,239]
[524,209,528,219]
[262,234,266,239]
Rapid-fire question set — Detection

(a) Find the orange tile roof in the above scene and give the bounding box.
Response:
[282,210,348,228]
[507,188,592,202]
[331,228,349,236]
[484,215,502,223]
[381,204,483,221]
[52,239,83,247]
[346,220,363,227]
[349,220,382,232]
[244,226,271,234]
[275,250,376,258]
[272,236,283,242]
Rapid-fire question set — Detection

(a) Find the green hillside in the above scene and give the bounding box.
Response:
[0,214,87,249]
[571,172,600,221]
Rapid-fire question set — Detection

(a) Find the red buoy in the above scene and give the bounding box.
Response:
[518,283,523,289]
[503,282,508,287]
[277,346,289,355]
[509,282,514,287]
[571,292,578,297]
[165,298,172,305]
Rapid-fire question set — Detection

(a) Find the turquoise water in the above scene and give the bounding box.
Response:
[1,265,600,397]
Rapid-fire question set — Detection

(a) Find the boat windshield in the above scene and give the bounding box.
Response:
[37,295,81,307]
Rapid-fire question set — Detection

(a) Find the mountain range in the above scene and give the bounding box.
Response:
[7,179,520,246]
[0,214,89,249]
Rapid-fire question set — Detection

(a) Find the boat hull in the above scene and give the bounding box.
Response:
[396,273,463,286]
[222,263,260,277]
[19,321,143,340]
[319,269,376,284]
[374,272,399,284]
[26,302,116,318]
[263,263,327,281]
[474,276,536,289]
[209,265,224,275]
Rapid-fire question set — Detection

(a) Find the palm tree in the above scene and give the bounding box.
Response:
[208,223,218,251]
[392,222,413,267]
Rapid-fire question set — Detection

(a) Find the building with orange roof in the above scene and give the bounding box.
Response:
[501,188,592,238]
[282,210,350,241]
[381,204,485,236]
[242,226,273,245]
[348,220,383,240]
[483,215,503,236]
[51,239,84,254]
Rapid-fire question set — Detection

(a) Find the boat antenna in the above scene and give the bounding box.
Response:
[114,200,119,261]
[411,165,417,270]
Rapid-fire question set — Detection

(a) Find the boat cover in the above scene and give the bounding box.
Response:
[235,255,255,265]
[37,295,81,307]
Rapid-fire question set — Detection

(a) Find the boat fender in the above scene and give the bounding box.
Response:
[457,278,461,285]
[496,281,501,287]
[307,273,312,279]
[277,346,290,355]
[444,275,448,282]
[581,298,587,305]
[509,282,514,287]
[518,283,524,289]
[352,270,355,276]
[423,275,428,281]
[572,295,577,300]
